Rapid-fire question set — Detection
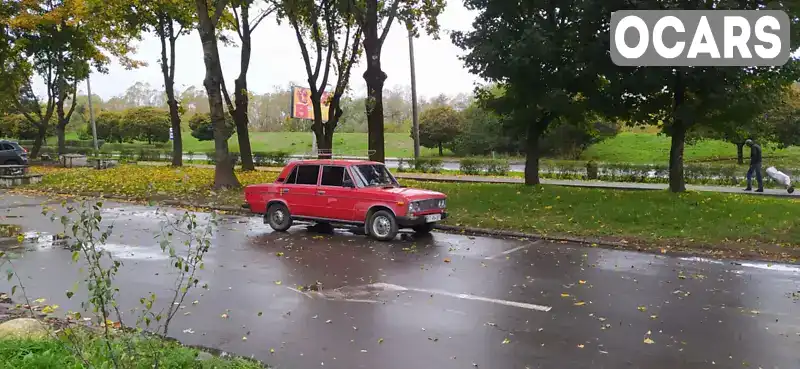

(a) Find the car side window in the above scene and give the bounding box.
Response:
[0,144,11,151]
[295,165,320,185]
[284,166,298,184]
[320,166,346,186]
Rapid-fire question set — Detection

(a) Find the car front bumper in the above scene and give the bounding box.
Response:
[397,212,448,227]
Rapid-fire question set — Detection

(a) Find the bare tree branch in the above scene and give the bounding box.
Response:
[290,15,317,93]
[232,5,244,41]
[250,3,276,31]
[378,0,400,45]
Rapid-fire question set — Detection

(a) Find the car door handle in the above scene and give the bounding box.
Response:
[317,190,326,195]
[280,188,290,193]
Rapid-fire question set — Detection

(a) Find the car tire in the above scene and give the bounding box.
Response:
[368,210,398,241]
[412,223,434,235]
[266,203,293,232]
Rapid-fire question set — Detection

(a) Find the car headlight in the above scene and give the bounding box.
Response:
[438,199,446,208]
[408,201,421,215]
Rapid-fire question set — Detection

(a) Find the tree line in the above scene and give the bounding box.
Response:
[1,0,799,192]
[0,0,445,189]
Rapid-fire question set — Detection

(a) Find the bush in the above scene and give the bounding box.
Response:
[412,157,443,173]
[253,151,290,166]
[485,158,510,175]
[459,157,483,175]
[189,113,234,141]
[119,149,135,161]
[137,149,164,162]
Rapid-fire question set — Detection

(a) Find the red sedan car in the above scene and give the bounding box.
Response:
[244,160,448,241]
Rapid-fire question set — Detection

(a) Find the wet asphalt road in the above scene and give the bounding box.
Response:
[0,193,799,369]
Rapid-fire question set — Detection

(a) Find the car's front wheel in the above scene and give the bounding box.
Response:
[368,210,398,241]
[412,223,434,235]
[266,203,293,232]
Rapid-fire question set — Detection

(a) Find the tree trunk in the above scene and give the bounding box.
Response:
[736,142,744,165]
[363,0,386,163]
[669,70,686,193]
[30,123,47,158]
[159,17,183,167]
[234,78,254,170]
[196,4,240,189]
[438,142,443,156]
[234,8,255,171]
[56,124,66,156]
[524,120,542,185]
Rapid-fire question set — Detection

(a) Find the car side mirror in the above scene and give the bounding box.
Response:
[343,179,355,188]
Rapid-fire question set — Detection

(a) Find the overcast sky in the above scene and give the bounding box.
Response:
[49,1,483,101]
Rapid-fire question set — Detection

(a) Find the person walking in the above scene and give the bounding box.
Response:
[744,139,763,192]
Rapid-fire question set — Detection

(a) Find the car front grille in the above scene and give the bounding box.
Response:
[416,199,441,211]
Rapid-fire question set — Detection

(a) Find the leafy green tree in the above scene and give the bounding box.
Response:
[453,0,610,184]
[417,105,462,156]
[124,107,171,143]
[189,112,234,141]
[86,111,126,143]
[764,83,800,149]
[592,1,800,192]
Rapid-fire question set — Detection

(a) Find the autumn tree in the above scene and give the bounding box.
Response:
[126,0,195,166]
[596,1,800,192]
[417,105,461,156]
[218,0,276,170]
[282,0,363,157]
[194,0,240,188]
[1,0,140,157]
[453,0,611,185]
[350,0,445,162]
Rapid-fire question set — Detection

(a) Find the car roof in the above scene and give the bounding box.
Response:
[289,159,383,166]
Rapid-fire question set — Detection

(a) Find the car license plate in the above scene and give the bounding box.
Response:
[424,214,442,222]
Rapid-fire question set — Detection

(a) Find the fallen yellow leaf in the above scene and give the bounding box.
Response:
[574,301,586,306]
[561,293,570,298]
[643,338,655,344]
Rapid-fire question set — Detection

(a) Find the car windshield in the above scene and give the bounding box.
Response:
[354,164,398,187]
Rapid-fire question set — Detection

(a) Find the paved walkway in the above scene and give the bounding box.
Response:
[394,172,797,197]
[137,161,797,198]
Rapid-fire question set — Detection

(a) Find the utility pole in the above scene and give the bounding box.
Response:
[87,73,98,152]
[408,22,420,161]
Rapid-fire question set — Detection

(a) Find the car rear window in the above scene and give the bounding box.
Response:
[295,165,320,185]
[320,166,347,186]
[9,143,23,151]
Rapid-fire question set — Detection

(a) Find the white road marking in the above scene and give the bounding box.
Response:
[367,283,552,312]
[286,287,313,298]
[484,240,542,260]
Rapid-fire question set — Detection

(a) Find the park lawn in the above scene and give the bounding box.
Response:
[23,165,800,260]
[582,132,800,164]
[181,131,445,158]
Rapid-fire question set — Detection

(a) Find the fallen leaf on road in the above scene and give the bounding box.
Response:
[502,338,511,344]
[378,338,384,344]
[750,310,760,315]
[270,348,275,354]
[578,280,586,284]
[637,306,647,312]
[577,344,584,348]
[242,336,247,341]
[326,320,332,324]
[643,338,655,344]
[192,300,199,305]
[220,313,229,319]
[182,329,194,334]
[276,252,284,257]
[443,258,451,263]
[561,293,570,298]
[274,280,282,285]
[650,315,658,320]
[258,312,263,316]
[574,301,586,306]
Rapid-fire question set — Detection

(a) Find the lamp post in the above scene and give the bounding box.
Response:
[87,72,98,152]
[407,22,420,162]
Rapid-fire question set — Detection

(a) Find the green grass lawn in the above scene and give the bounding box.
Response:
[25,165,800,260]
[181,132,445,158]
[44,130,800,167]
[582,132,800,165]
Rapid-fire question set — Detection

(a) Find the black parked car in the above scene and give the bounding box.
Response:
[0,140,29,165]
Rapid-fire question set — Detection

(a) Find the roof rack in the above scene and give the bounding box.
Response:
[298,149,377,161]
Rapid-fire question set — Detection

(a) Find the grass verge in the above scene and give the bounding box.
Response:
[0,335,263,368]
[23,165,800,261]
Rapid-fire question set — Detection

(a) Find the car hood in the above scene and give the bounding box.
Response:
[377,187,445,200]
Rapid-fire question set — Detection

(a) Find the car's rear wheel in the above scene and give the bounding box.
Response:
[266,203,292,232]
[412,223,434,235]
[368,210,398,241]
